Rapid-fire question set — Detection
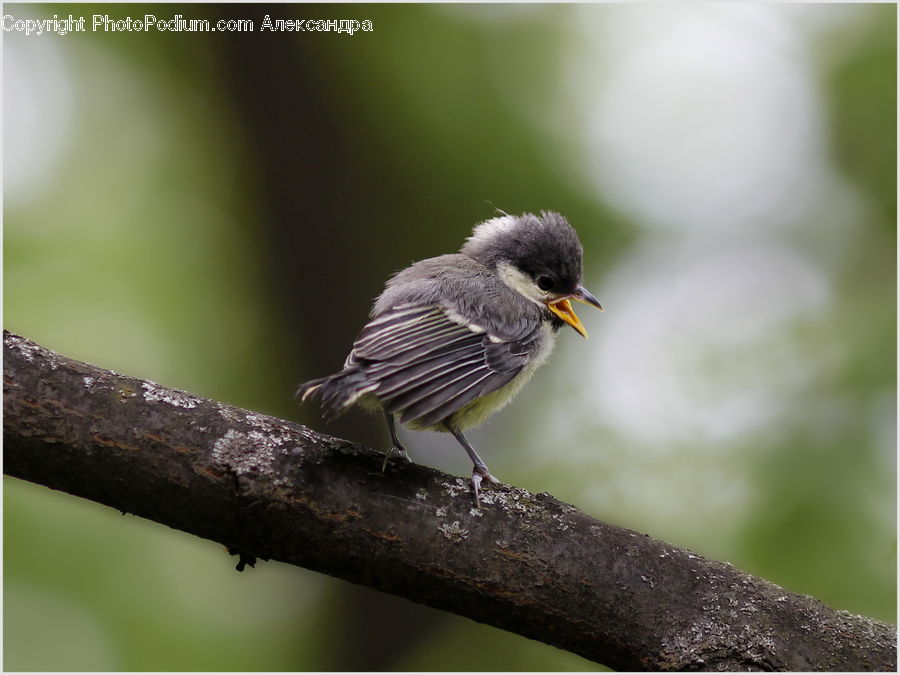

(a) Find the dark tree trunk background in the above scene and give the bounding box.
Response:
[214,8,462,668]
[4,331,896,672]
[207,5,623,668]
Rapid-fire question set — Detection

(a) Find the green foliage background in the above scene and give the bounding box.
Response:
[4,3,895,671]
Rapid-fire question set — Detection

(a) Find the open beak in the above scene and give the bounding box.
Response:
[547,285,603,339]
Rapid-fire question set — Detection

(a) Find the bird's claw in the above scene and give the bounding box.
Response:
[471,466,500,508]
[381,445,411,472]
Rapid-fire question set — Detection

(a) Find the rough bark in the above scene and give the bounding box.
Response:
[3,330,896,671]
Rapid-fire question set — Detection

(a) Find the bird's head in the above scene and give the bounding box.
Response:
[460,211,603,337]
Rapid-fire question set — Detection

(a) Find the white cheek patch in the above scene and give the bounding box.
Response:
[497,262,547,307]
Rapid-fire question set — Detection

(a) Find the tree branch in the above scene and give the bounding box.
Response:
[3,330,895,671]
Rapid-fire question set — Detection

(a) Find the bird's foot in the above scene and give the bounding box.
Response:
[471,466,500,508]
[381,444,411,472]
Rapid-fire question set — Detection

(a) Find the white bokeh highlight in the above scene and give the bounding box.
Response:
[565,4,827,234]
[4,29,76,207]
[583,241,833,446]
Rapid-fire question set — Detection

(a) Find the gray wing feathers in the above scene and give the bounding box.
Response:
[355,317,475,367]
[398,363,519,427]
[302,255,544,425]
[345,302,537,426]
[374,254,543,342]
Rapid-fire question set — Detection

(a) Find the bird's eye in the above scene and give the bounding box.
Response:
[537,275,555,292]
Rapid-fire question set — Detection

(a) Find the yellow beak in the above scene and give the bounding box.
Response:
[548,298,589,338]
[547,286,603,339]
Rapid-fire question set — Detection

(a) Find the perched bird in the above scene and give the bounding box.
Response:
[297,211,602,505]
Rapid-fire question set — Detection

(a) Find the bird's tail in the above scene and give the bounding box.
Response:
[296,368,374,421]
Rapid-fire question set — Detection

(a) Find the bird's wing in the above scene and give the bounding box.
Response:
[347,303,540,427]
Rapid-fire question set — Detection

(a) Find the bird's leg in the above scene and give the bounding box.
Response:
[382,409,411,471]
[447,426,500,508]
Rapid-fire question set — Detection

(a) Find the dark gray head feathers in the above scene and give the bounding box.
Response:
[460,211,585,294]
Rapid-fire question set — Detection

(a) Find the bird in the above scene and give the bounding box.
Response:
[296,211,603,506]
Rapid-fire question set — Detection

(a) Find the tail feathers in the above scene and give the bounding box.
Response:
[295,376,326,402]
[296,369,374,420]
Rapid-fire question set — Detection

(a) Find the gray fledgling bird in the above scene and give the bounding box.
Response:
[297,211,602,506]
